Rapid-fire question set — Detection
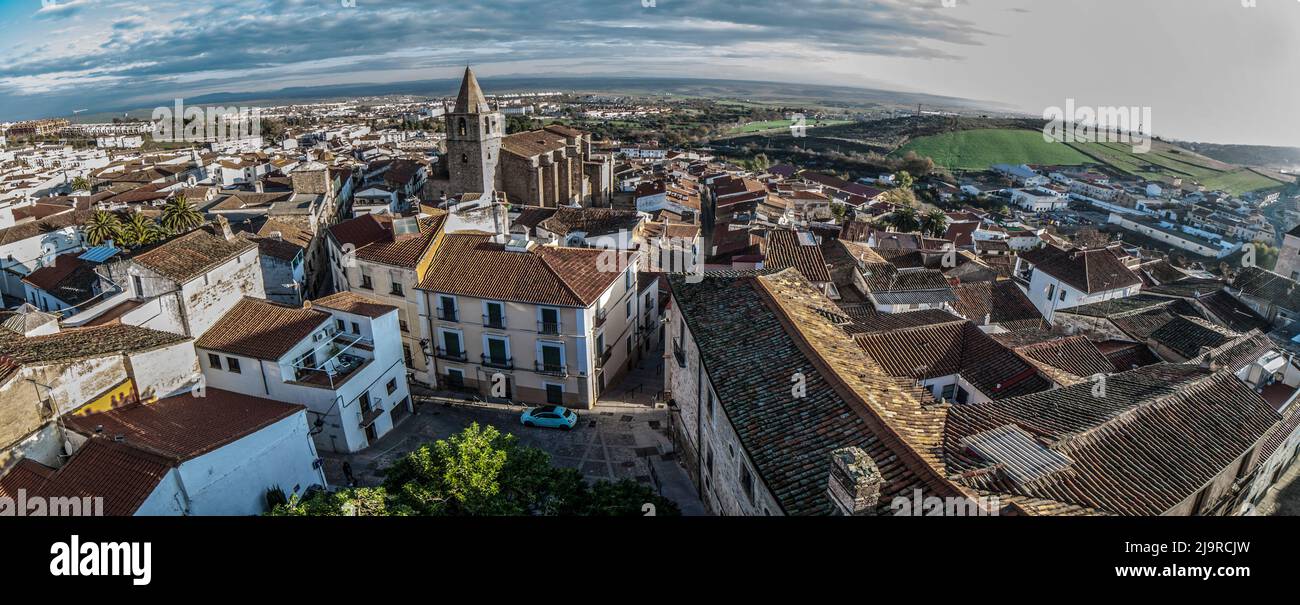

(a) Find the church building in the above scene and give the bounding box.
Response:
[439,67,613,208]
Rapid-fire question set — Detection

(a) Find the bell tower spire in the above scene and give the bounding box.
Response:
[445,66,503,197]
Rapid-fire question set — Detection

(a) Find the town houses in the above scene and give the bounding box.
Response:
[0,65,1297,520]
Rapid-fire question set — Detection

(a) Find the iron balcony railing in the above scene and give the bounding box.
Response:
[435,346,468,362]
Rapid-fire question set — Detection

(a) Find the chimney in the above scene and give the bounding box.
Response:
[215,215,234,241]
[825,447,882,516]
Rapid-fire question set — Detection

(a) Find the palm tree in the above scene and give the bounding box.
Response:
[886,206,920,233]
[121,213,164,248]
[70,176,92,194]
[160,195,204,234]
[921,209,949,238]
[84,211,123,246]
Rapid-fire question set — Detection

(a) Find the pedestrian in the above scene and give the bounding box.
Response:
[342,461,356,487]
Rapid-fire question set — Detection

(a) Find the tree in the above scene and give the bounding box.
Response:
[268,423,680,517]
[921,209,949,238]
[893,170,915,190]
[898,152,935,179]
[83,211,122,246]
[885,206,921,233]
[120,213,165,248]
[70,176,93,194]
[160,195,204,234]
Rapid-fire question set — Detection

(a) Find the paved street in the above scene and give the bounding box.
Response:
[321,353,706,515]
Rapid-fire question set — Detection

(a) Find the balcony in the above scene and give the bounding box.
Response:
[481,354,514,370]
[537,320,562,336]
[535,361,568,377]
[435,346,468,362]
[596,346,613,368]
[437,308,459,322]
[594,306,609,328]
[482,314,507,330]
[673,338,686,368]
[292,332,375,390]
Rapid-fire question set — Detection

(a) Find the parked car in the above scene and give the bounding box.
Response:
[520,405,578,430]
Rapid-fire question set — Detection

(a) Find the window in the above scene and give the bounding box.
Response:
[387,378,398,395]
[335,319,345,332]
[391,281,404,297]
[399,319,409,333]
[545,383,564,405]
[538,307,561,334]
[1059,288,1067,302]
[208,353,222,370]
[132,275,143,298]
[484,301,505,329]
[351,322,360,334]
[446,368,465,388]
[626,299,633,320]
[941,384,957,402]
[741,464,755,502]
[458,118,467,137]
[360,274,373,290]
[226,357,241,374]
[705,445,714,476]
[1045,283,1055,301]
[625,269,633,290]
[707,388,716,422]
[438,295,458,321]
[403,343,413,366]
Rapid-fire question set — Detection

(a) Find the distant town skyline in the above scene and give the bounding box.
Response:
[0,0,1296,147]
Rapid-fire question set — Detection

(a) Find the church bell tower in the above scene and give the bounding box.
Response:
[445,66,503,197]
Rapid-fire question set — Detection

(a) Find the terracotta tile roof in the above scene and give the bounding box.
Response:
[945,364,1281,515]
[950,281,1043,326]
[327,212,446,269]
[0,439,171,516]
[0,324,188,365]
[838,305,963,335]
[195,297,329,360]
[854,321,1054,400]
[418,234,626,307]
[21,254,100,305]
[1196,291,1270,333]
[65,388,304,461]
[131,225,257,283]
[502,129,570,157]
[1012,335,1116,383]
[1232,266,1300,311]
[1148,315,1238,359]
[1095,339,1163,372]
[0,207,94,246]
[670,269,965,515]
[1020,245,1142,293]
[313,291,396,319]
[763,229,832,283]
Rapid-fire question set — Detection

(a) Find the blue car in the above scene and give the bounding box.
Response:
[521,405,578,430]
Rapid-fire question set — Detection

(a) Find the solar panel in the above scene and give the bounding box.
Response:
[961,424,1070,485]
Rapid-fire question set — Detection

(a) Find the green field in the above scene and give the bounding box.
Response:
[891,128,1093,171]
[727,119,853,135]
[893,128,1290,194]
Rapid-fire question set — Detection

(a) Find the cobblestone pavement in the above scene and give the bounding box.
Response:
[320,354,706,515]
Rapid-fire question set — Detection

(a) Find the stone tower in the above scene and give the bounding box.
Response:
[445,66,503,197]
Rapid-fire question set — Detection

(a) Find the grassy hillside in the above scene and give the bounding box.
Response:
[893,127,1292,194]
[890,128,1092,171]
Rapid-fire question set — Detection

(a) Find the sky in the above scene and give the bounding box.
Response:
[0,0,1296,147]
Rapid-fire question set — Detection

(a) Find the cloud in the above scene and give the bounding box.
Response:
[0,0,991,115]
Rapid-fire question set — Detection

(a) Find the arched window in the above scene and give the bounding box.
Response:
[485,119,492,135]
[458,118,467,137]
